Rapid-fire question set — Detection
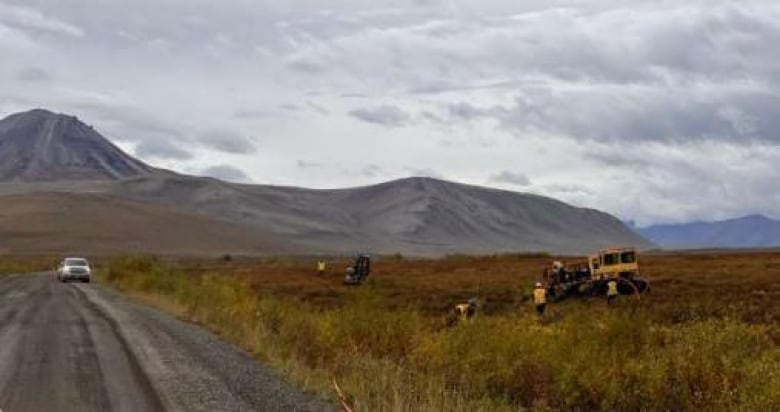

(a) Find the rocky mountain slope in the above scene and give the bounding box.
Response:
[0,109,152,181]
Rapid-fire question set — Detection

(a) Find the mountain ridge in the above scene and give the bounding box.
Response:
[639,214,780,249]
[108,173,654,255]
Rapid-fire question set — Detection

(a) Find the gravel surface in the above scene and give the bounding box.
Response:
[0,273,333,412]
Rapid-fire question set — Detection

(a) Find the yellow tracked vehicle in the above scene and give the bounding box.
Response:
[544,247,650,301]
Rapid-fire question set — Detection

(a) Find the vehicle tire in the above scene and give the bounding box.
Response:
[633,278,650,294]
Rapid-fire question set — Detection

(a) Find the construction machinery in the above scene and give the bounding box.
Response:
[344,254,371,285]
[543,247,650,301]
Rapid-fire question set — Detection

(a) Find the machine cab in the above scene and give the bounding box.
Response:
[588,247,639,280]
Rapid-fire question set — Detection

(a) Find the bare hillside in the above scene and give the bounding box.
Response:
[110,174,654,255]
[0,193,289,255]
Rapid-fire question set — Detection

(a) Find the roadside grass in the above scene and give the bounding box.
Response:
[100,253,780,411]
[0,256,59,275]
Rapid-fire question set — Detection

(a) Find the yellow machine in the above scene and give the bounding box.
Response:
[543,246,649,301]
[588,247,640,280]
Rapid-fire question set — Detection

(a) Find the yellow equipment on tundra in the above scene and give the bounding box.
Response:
[588,247,640,280]
[543,246,650,301]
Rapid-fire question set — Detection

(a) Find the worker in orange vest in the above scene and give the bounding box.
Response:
[533,282,548,316]
[606,279,619,306]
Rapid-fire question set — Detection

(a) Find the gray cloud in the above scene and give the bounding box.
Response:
[578,141,780,224]
[234,109,273,120]
[135,140,193,161]
[447,89,780,144]
[297,160,326,169]
[306,101,330,115]
[63,102,185,144]
[0,3,84,37]
[27,101,257,163]
[2,0,779,225]
[489,170,531,186]
[16,67,51,82]
[198,131,256,154]
[349,105,411,127]
[286,57,326,74]
[200,164,252,183]
[448,102,485,122]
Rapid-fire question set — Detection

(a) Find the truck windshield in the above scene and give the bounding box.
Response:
[65,259,88,267]
[602,253,619,265]
[621,252,636,263]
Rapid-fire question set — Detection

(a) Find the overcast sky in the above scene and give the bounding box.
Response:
[1,0,778,225]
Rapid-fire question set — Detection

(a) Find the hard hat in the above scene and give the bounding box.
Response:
[535,282,542,287]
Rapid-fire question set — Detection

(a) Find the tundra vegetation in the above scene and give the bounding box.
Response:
[0,256,59,275]
[100,252,780,411]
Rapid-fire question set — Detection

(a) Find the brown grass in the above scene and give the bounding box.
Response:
[98,252,780,411]
[175,252,780,322]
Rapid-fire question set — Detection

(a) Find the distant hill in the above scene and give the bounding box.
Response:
[639,215,780,249]
[0,109,152,181]
[108,174,654,255]
[0,109,654,256]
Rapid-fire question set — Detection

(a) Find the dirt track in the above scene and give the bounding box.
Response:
[0,273,331,412]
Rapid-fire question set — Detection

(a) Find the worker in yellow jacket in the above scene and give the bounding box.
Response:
[317,260,326,276]
[606,279,619,305]
[533,282,547,315]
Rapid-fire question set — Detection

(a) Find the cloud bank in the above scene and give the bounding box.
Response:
[1,0,778,225]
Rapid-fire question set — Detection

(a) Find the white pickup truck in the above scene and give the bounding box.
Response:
[57,257,92,283]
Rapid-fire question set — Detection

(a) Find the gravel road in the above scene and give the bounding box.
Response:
[0,273,333,412]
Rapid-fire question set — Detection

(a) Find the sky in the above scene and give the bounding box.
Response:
[1,0,778,226]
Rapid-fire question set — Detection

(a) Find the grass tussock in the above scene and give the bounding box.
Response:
[101,254,780,411]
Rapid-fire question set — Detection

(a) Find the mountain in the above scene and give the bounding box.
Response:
[107,174,653,255]
[639,215,780,249]
[0,109,152,181]
[0,109,654,256]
